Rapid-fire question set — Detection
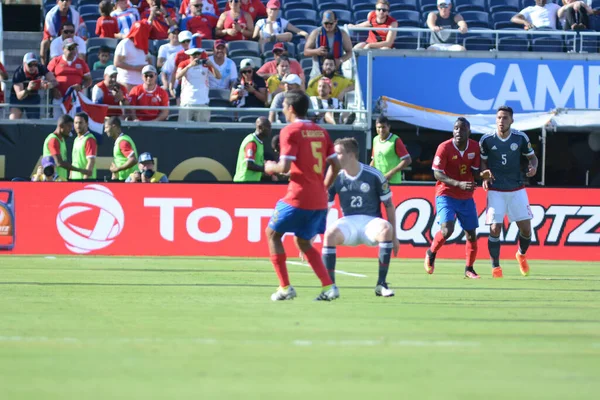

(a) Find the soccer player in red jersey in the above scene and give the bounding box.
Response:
[264,90,342,301]
[426,117,493,279]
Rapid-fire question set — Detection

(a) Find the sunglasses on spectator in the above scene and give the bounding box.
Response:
[66,46,77,51]
[376,8,389,12]
[229,0,239,3]
[241,69,253,74]
[63,29,75,34]
[144,74,156,78]
[28,63,39,67]
[192,3,202,7]
[59,0,69,2]
[323,22,334,26]
[181,40,191,43]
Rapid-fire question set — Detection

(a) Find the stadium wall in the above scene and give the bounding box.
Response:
[0,182,598,260]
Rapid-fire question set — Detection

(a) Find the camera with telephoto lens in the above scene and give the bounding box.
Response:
[194,58,207,66]
[143,169,155,179]
[43,166,54,177]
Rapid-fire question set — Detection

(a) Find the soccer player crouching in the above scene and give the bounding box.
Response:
[322,138,399,297]
[425,117,493,279]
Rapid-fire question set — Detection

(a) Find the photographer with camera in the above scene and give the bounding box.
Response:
[176,48,221,122]
[92,66,131,118]
[126,152,169,183]
[31,156,65,182]
[229,58,267,108]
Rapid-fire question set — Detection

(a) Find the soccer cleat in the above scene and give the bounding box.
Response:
[314,285,340,301]
[375,283,395,297]
[464,267,480,279]
[271,286,297,301]
[516,252,530,276]
[492,267,504,279]
[424,250,436,274]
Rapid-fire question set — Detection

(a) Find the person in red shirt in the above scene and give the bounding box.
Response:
[179,0,220,19]
[225,0,266,22]
[216,0,254,41]
[349,0,398,49]
[96,0,120,38]
[128,65,169,121]
[92,65,130,117]
[183,0,219,39]
[263,90,342,302]
[141,0,177,40]
[426,117,493,279]
[0,61,8,106]
[257,42,305,82]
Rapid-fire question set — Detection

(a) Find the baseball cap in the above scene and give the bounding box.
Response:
[23,52,38,64]
[178,30,193,42]
[214,39,226,49]
[437,0,451,7]
[266,0,280,8]
[41,156,56,168]
[168,25,180,34]
[104,65,118,76]
[141,65,157,75]
[282,74,302,86]
[139,152,153,163]
[273,42,285,52]
[185,47,204,55]
[62,38,78,48]
[240,58,255,70]
[319,77,332,86]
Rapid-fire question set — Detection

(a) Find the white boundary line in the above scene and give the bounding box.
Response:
[287,260,367,278]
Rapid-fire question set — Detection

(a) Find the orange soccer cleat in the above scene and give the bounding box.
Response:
[492,267,503,278]
[516,252,530,276]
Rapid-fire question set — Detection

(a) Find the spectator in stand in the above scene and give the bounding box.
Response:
[157,26,183,69]
[182,0,219,40]
[309,77,343,125]
[93,46,114,71]
[166,30,196,98]
[0,61,7,118]
[47,39,92,117]
[306,56,354,101]
[114,19,152,91]
[49,22,87,62]
[349,0,398,50]
[141,0,177,40]
[253,0,309,52]
[230,58,267,107]
[92,65,130,118]
[128,65,170,121]
[559,0,596,30]
[111,0,141,39]
[9,53,57,120]
[225,0,267,22]
[209,39,238,90]
[216,0,254,41]
[179,0,220,19]
[126,152,169,183]
[176,48,221,122]
[268,74,303,123]
[427,0,468,51]
[511,0,561,30]
[257,42,304,82]
[304,10,353,79]
[41,0,84,65]
[96,0,120,39]
[266,55,292,100]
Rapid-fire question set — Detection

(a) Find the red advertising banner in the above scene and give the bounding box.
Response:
[0,182,598,260]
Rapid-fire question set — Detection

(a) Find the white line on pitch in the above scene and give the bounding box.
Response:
[286,260,367,278]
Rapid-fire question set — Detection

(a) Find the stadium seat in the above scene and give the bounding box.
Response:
[87,37,119,51]
[210,114,235,122]
[202,39,215,51]
[489,0,520,13]
[85,20,97,38]
[227,41,261,57]
[317,0,350,12]
[461,11,490,28]
[284,9,318,26]
[44,3,55,14]
[521,0,536,8]
[463,36,494,51]
[209,99,232,109]
[393,36,419,49]
[420,0,437,13]
[79,0,103,5]
[317,10,352,26]
[390,10,420,27]
[78,4,99,15]
[282,0,314,12]
[238,115,265,122]
[454,0,486,12]
[91,69,105,81]
[300,58,313,70]
[351,0,376,12]
[87,52,100,68]
[389,0,418,12]
[354,10,370,23]
[531,37,564,52]
[209,89,231,102]
[566,36,598,53]
[492,11,520,30]
[297,41,307,58]
[497,37,530,51]
[150,39,168,56]
[81,13,101,22]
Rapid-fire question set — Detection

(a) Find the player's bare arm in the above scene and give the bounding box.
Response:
[324,156,341,189]
[385,155,412,181]
[383,197,399,256]
[480,158,493,190]
[264,158,292,175]
[433,170,474,191]
[526,153,538,177]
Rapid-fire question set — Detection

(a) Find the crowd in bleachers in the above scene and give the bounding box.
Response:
[2,0,600,122]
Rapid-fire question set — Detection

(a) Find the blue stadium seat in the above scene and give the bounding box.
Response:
[531,37,564,52]
[317,0,350,12]
[520,0,535,9]
[389,0,418,12]
[285,9,319,26]
[394,36,420,50]
[463,36,494,51]
[420,0,438,13]
[568,35,598,53]
[226,41,261,57]
[78,0,103,5]
[87,37,119,53]
[282,0,314,11]
[351,0,376,12]
[492,11,520,30]
[354,10,370,23]
[390,10,420,27]
[78,4,99,15]
[202,39,215,51]
[489,0,520,13]
[81,13,100,22]
[454,0,486,12]
[85,20,97,38]
[300,58,313,70]
[297,41,306,58]
[498,37,530,51]
[591,0,600,9]
[461,11,490,28]
[44,3,55,14]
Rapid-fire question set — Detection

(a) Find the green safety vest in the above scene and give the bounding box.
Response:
[42,133,68,180]
[113,134,138,181]
[71,133,97,180]
[233,133,264,182]
[373,133,403,184]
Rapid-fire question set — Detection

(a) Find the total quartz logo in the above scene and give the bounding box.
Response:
[56,185,125,254]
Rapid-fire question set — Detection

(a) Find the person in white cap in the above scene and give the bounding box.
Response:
[229,58,267,108]
[9,52,57,120]
[157,26,183,69]
[126,152,169,183]
[427,0,468,51]
[268,73,303,123]
[91,65,131,118]
[49,22,87,62]
[165,30,197,99]
[176,48,221,122]
[128,65,170,121]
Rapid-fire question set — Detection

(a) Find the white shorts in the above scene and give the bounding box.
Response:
[330,215,388,247]
[486,189,533,224]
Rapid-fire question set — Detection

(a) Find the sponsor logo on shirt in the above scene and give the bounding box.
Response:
[452,155,458,160]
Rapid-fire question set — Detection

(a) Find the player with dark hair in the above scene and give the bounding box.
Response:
[480,106,538,278]
[426,117,493,278]
[323,137,398,297]
[264,89,342,301]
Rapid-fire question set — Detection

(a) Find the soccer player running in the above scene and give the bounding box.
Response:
[264,90,342,302]
[426,117,493,279]
[479,106,538,278]
[322,138,399,297]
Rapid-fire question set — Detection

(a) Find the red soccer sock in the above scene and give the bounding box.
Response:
[466,240,478,268]
[303,246,333,287]
[429,231,446,254]
[270,253,290,287]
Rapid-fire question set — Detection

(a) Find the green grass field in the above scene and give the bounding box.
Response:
[1,255,599,400]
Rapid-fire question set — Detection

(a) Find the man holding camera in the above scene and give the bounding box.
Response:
[141,0,178,40]
[176,48,221,123]
[31,156,65,182]
[126,152,169,183]
[92,65,130,118]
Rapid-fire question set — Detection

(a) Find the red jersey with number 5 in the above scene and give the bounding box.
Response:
[279,119,335,210]
[432,138,480,200]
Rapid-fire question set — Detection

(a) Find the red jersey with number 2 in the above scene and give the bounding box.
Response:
[432,138,480,200]
[279,119,335,210]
